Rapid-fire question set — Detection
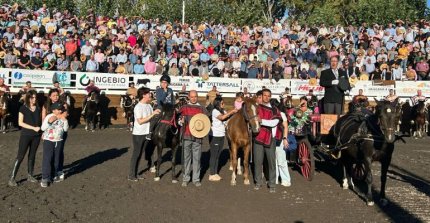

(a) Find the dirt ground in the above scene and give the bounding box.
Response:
[0,127,429,223]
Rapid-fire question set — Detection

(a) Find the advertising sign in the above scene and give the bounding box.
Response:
[76,72,129,89]
[395,81,430,97]
[11,69,54,87]
[290,80,325,96]
[241,79,290,95]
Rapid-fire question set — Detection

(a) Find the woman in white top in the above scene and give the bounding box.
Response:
[208,97,238,181]
[275,100,292,187]
[128,87,160,181]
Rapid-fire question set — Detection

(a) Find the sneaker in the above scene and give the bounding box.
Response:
[8,179,17,187]
[137,175,145,180]
[54,176,64,183]
[269,188,276,193]
[181,182,188,187]
[194,182,202,187]
[215,174,222,180]
[128,176,138,182]
[40,180,48,188]
[208,175,220,182]
[97,112,100,116]
[281,182,291,187]
[27,174,38,183]
[254,184,262,190]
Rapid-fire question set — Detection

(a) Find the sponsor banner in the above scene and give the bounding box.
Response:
[11,69,54,87]
[350,81,394,97]
[134,75,242,93]
[241,79,290,95]
[0,68,11,83]
[396,81,430,97]
[52,71,72,87]
[290,80,325,96]
[76,72,129,89]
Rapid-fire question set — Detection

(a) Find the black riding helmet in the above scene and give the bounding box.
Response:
[160,75,171,84]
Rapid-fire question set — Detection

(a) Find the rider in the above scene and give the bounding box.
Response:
[176,84,189,103]
[81,79,101,116]
[122,82,138,117]
[0,77,10,94]
[411,89,427,106]
[147,75,175,140]
[52,81,64,95]
[351,89,371,114]
[384,89,398,103]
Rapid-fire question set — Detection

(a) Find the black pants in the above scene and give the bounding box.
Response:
[129,135,149,178]
[209,136,225,175]
[42,140,63,180]
[16,134,41,175]
[253,140,276,188]
[324,103,343,115]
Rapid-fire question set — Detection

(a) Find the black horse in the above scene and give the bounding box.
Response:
[84,91,99,132]
[325,98,402,206]
[152,102,180,183]
[120,95,136,131]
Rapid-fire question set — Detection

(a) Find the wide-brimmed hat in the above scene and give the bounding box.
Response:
[80,54,87,62]
[0,51,5,59]
[349,76,358,85]
[309,77,317,86]
[210,54,219,61]
[13,48,21,56]
[46,26,56,34]
[359,73,369,81]
[189,113,211,138]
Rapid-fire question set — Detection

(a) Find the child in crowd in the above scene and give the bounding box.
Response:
[40,102,69,188]
[234,92,244,110]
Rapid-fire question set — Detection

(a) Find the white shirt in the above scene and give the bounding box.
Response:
[261,103,280,137]
[132,102,153,135]
[211,109,225,137]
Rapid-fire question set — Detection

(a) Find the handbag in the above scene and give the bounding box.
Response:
[285,134,297,151]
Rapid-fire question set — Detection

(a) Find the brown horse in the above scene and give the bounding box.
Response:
[0,91,10,133]
[226,97,260,185]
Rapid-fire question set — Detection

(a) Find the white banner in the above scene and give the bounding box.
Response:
[75,72,129,89]
[11,69,55,87]
[241,79,290,95]
[290,80,325,96]
[0,68,10,83]
[396,81,430,97]
[350,81,394,97]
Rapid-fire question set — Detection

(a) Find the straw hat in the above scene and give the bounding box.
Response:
[99,29,107,37]
[202,73,209,81]
[190,53,199,62]
[80,54,87,62]
[30,24,39,32]
[359,73,369,81]
[189,114,211,138]
[309,78,317,86]
[210,54,219,61]
[46,25,56,34]
[349,76,358,86]
[0,51,5,59]
[41,17,50,26]
[55,48,63,55]
[13,48,20,56]
[256,26,263,33]
[239,55,247,62]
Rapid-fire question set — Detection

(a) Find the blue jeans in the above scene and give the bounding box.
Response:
[275,145,291,184]
[400,59,407,73]
[42,140,63,181]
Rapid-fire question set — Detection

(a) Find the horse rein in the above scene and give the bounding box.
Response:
[160,110,179,135]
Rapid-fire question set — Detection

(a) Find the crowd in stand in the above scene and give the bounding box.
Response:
[1,3,430,81]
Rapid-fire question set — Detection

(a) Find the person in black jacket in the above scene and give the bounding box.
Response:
[320,56,350,115]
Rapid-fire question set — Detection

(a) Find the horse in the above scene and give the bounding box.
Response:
[59,91,72,108]
[410,99,429,138]
[120,95,136,131]
[152,102,181,183]
[0,91,11,133]
[326,98,402,206]
[226,97,260,185]
[84,91,99,132]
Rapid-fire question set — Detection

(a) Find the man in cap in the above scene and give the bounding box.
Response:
[178,90,208,187]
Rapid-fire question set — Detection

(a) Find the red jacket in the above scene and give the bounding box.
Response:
[179,103,207,142]
[255,104,282,147]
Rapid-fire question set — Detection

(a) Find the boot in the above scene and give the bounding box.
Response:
[27,159,37,183]
[8,160,20,187]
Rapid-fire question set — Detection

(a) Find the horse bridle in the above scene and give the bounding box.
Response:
[160,110,179,135]
[242,103,259,124]
[122,96,135,108]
